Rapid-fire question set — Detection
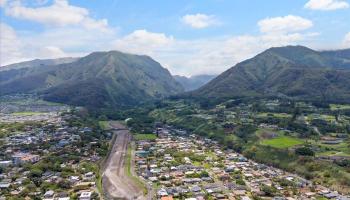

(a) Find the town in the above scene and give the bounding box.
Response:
[135,126,349,200]
[0,108,110,200]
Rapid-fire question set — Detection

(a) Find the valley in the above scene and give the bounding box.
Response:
[2,0,350,199]
[1,46,350,200]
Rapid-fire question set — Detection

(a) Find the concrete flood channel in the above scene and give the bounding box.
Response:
[102,122,146,200]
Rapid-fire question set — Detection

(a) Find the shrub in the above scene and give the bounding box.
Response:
[295,147,315,156]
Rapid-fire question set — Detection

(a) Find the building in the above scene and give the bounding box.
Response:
[12,153,40,165]
[79,191,92,200]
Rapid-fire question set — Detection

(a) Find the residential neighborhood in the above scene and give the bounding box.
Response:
[0,109,109,200]
[134,126,350,200]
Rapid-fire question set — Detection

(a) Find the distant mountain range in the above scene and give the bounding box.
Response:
[0,51,183,108]
[0,57,78,72]
[191,46,350,103]
[174,74,216,91]
[2,45,350,108]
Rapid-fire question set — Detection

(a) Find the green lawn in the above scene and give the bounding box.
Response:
[134,133,157,140]
[261,136,304,148]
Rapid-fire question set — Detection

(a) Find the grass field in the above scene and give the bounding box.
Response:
[98,121,109,130]
[311,140,350,157]
[125,144,147,194]
[260,136,304,148]
[134,133,157,140]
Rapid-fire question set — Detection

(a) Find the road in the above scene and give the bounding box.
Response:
[102,122,146,200]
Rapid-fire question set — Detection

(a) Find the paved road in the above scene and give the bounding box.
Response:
[102,122,146,200]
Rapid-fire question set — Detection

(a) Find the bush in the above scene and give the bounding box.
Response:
[261,185,277,196]
[295,147,315,156]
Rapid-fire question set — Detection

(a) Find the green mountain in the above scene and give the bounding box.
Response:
[191,46,350,103]
[0,51,183,108]
[174,74,216,91]
[0,57,78,72]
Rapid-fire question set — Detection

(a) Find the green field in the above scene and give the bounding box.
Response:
[134,133,157,140]
[311,140,350,157]
[261,136,304,148]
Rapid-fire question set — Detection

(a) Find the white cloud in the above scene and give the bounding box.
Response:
[258,15,313,34]
[0,23,24,65]
[305,0,349,10]
[0,23,318,75]
[113,29,174,54]
[0,0,7,7]
[181,13,218,29]
[38,46,67,59]
[112,27,317,76]
[0,13,320,75]
[4,0,110,32]
[343,32,350,47]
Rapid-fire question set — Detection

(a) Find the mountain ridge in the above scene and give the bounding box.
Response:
[190,45,350,103]
[0,57,79,72]
[0,51,183,108]
[174,74,216,91]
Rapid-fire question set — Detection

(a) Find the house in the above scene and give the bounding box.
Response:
[324,192,339,199]
[158,188,168,196]
[83,172,95,181]
[70,176,80,183]
[0,182,10,189]
[0,160,12,167]
[161,196,174,200]
[43,190,55,200]
[241,196,251,200]
[190,185,201,192]
[79,191,92,200]
[56,192,70,200]
[12,153,40,165]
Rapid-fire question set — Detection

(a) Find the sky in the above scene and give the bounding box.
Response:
[0,0,350,76]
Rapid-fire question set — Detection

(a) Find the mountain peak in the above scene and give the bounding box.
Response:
[0,51,183,108]
[192,46,350,103]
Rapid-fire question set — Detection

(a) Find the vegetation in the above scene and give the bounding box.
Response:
[134,98,350,193]
[261,136,304,149]
[191,46,350,103]
[125,144,147,194]
[0,51,183,108]
[133,133,157,141]
[12,111,45,116]
[98,121,109,130]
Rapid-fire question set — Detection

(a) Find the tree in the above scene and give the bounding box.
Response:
[261,185,277,196]
[295,147,315,156]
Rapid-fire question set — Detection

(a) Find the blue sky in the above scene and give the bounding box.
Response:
[1,0,350,76]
